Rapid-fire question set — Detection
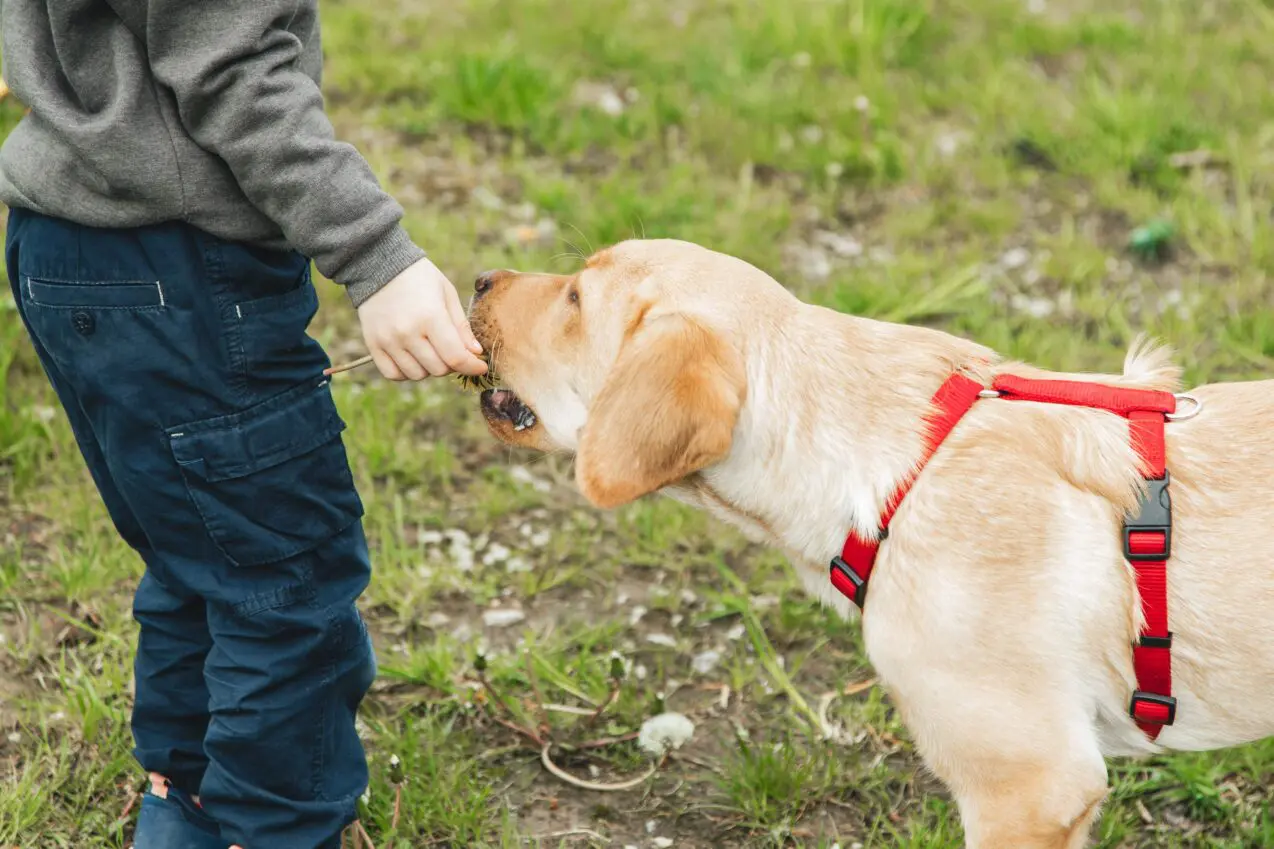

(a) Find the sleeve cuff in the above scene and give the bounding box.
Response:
[339,225,428,308]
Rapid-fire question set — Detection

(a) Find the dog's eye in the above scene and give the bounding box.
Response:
[566,287,580,305]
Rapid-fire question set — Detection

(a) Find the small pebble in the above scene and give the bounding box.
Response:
[482,542,510,566]
[482,609,526,628]
[814,229,864,259]
[1000,247,1031,270]
[692,650,721,675]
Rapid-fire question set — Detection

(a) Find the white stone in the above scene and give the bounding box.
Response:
[482,609,526,628]
[814,230,864,258]
[692,650,721,675]
[1000,247,1031,270]
[482,542,511,566]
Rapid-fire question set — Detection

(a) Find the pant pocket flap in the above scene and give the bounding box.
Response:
[169,379,346,481]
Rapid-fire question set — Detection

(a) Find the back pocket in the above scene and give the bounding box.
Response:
[26,276,165,310]
[168,378,364,567]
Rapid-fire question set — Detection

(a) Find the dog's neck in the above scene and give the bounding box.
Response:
[680,306,996,608]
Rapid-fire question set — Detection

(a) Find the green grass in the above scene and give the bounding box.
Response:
[3,0,1274,845]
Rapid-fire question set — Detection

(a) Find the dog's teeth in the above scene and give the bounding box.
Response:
[514,409,537,431]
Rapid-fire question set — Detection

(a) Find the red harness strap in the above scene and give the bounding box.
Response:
[829,371,1180,740]
[828,373,985,607]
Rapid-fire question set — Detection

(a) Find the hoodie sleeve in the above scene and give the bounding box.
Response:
[144,0,424,305]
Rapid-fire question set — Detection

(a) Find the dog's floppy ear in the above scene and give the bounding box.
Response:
[575,314,746,509]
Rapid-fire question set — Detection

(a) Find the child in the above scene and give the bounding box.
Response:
[0,2,487,846]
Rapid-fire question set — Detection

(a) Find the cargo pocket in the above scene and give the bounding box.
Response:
[168,378,364,567]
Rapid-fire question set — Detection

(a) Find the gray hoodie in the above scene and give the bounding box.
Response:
[0,0,424,305]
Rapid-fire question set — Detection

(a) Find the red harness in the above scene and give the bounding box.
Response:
[829,371,1189,740]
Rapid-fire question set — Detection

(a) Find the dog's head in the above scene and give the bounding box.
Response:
[468,239,780,509]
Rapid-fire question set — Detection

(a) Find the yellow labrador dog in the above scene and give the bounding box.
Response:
[466,238,1274,848]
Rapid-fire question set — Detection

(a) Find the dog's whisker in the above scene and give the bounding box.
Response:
[564,222,593,257]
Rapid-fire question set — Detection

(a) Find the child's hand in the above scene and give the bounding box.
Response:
[356,258,488,381]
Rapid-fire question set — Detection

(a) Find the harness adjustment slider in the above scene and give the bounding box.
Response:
[1123,472,1172,562]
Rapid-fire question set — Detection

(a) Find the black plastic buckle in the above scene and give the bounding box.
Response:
[1129,690,1177,726]
[1123,471,1172,561]
[829,556,868,608]
[1138,632,1173,649]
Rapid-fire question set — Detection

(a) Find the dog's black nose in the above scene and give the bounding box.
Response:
[474,270,501,297]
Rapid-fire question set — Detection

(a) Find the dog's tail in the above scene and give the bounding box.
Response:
[1122,334,1182,392]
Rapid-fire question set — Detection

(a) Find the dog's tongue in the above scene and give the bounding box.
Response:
[488,389,517,412]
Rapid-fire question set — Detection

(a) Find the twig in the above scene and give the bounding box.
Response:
[477,671,524,730]
[490,711,547,748]
[476,668,551,747]
[478,743,530,760]
[585,683,620,728]
[116,785,139,824]
[528,827,609,843]
[392,783,403,830]
[354,820,377,849]
[564,731,639,751]
[816,678,878,744]
[324,354,374,376]
[539,744,659,792]
[542,703,595,716]
[839,678,876,697]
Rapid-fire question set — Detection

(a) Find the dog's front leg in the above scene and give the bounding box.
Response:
[952,764,1109,849]
[887,686,1110,849]
[868,628,1112,848]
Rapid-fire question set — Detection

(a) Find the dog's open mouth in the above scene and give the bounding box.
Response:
[481,388,538,432]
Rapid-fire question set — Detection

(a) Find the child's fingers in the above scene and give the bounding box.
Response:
[387,346,427,381]
[404,337,450,377]
[370,349,405,381]
[446,284,483,354]
[425,314,487,376]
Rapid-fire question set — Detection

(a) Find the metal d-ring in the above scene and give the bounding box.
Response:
[1166,393,1203,422]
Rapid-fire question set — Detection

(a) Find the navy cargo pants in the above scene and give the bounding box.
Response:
[6,208,377,848]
